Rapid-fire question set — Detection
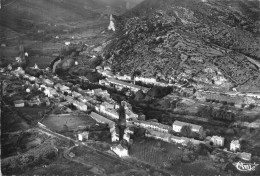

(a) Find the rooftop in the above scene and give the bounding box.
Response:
[146,129,171,139]
[173,120,202,131]
[139,120,172,130]
[90,112,114,126]
[107,78,148,91]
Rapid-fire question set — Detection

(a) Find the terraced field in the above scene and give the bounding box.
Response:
[129,137,182,168]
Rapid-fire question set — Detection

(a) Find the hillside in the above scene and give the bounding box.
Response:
[0,0,132,68]
[103,0,260,91]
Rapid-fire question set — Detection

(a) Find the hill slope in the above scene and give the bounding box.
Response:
[103,0,260,91]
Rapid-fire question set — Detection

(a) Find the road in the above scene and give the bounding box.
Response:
[37,122,171,176]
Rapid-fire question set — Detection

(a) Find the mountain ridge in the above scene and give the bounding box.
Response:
[103,0,260,91]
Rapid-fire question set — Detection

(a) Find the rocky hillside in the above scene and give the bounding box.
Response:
[103,0,260,91]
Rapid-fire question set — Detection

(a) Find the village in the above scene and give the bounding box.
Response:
[1,53,260,175]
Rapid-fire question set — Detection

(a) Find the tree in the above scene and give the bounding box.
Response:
[180,125,192,138]
[134,90,145,101]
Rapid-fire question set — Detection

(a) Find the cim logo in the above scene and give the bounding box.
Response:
[233,161,259,172]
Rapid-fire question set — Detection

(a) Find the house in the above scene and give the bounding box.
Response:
[54,84,71,94]
[72,101,88,111]
[133,120,172,133]
[89,112,115,127]
[110,125,120,142]
[27,97,41,107]
[78,132,89,141]
[72,91,81,98]
[240,152,252,161]
[92,89,110,98]
[134,77,157,84]
[23,74,30,79]
[106,78,149,93]
[123,133,131,143]
[78,97,87,103]
[101,70,114,78]
[124,127,134,135]
[13,67,25,76]
[104,108,119,120]
[96,66,102,71]
[125,109,139,121]
[99,79,109,86]
[65,95,74,103]
[211,136,225,147]
[111,144,128,157]
[172,120,203,135]
[44,87,58,98]
[245,93,260,99]
[69,152,75,158]
[7,64,12,70]
[116,74,132,81]
[29,76,36,82]
[104,66,111,71]
[230,140,240,152]
[145,130,171,142]
[65,41,71,46]
[43,79,54,86]
[169,135,186,145]
[14,100,25,107]
[100,102,119,119]
[91,88,103,95]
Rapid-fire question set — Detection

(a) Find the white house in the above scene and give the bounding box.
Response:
[29,76,36,82]
[230,140,240,152]
[65,41,71,46]
[123,133,130,143]
[145,130,171,142]
[78,132,89,141]
[14,100,25,107]
[101,70,114,78]
[72,91,81,98]
[116,74,132,81]
[134,120,172,133]
[211,136,225,147]
[43,79,54,86]
[100,102,119,120]
[44,87,58,98]
[15,57,22,63]
[169,135,186,145]
[124,127,134,135]
[72,101,88,111]
[111,144,128,158]
[110,126,120,142]
[172,120,203,134]
[89,112,115,127]
[134,77,157,84]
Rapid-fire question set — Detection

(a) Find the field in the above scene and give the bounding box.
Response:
[41,113,97,132]
[129,137,220,175]
[130,137,183,168]
[0,0,115,70]
[70,146,135,175]
[1,106,30,133]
